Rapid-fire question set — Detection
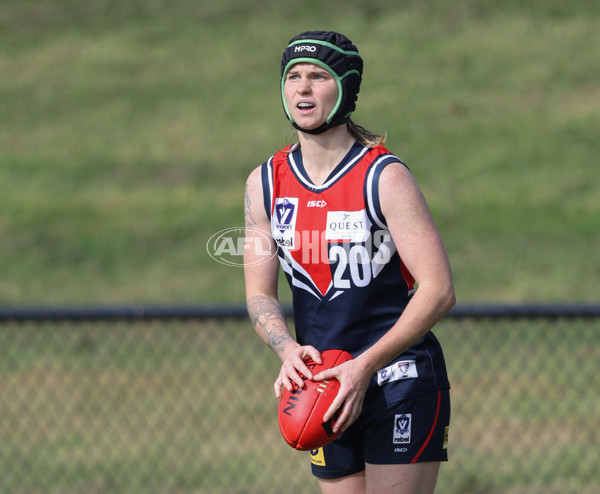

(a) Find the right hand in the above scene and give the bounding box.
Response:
[274,345,322,398]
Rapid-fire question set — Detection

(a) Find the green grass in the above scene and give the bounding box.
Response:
[1,0,599,305]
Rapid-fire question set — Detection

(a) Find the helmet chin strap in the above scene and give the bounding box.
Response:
[292,116,349,135]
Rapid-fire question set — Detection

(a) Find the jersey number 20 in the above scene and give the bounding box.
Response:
[329,245,371,288]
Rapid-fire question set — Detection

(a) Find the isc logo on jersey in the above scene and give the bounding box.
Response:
[307,200,327,208]
[272,197,299,249]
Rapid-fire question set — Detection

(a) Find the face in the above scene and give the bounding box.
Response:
[283,63,339,131]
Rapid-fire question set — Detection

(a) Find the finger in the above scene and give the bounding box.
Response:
[333,401,357,434]
[303,346,322,364]
[284,361,307,388]
[313,368,335,382]
[314,358,347,381]
[295,360,315,381]
[322,396,343,425]
[295,353,321,381]
[335,403,353,433]
[278,365,298,391]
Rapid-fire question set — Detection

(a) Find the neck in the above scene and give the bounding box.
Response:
[297,124,355,172]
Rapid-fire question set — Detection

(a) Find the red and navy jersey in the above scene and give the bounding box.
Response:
[261,141,449,402]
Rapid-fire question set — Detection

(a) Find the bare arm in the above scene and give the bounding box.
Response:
[246,293,293,360]
[243,166,321,395]
[356,163,455,374]
[244,166,291,357]
[317,162,455,431]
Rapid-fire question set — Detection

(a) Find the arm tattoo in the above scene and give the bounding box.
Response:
[244,183,258,229]
[247,294,294,359]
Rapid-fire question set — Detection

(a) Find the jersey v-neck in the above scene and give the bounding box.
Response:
[288,141,369,192]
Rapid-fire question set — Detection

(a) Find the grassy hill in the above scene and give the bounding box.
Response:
[1,0,599,305]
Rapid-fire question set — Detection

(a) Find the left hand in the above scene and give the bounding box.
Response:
[313,358,372,433]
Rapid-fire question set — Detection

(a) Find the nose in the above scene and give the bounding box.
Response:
[297,76,312,94]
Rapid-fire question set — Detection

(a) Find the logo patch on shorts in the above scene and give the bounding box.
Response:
[443,425,449,450]
[393,414,412,444]
[377,360,418,386]
[310,448,326,466]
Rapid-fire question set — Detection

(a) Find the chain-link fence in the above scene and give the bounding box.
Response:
[1,307,599,493]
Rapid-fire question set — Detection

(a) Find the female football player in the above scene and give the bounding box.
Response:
[244,31,455,494]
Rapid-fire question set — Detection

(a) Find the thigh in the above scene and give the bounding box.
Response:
[318,470,366,494]
[310,426,365,480]
[365,461,441,494]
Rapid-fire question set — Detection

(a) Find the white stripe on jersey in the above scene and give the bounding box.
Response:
[366,155,403,279]
[328,290,344,301]
[279,247,330,300]
[365,154,402,230]
[288,146,370,190]
[266,157,274,214]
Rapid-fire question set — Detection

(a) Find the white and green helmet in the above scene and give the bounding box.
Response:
[281,31,363,134]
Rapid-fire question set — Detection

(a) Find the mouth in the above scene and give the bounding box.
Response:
[297,101,316,113]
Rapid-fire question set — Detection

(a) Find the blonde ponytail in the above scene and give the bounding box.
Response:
[347,120,386,148]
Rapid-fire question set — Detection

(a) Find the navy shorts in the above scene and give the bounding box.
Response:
[310,388,450,479]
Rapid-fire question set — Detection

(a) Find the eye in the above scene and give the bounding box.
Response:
[313,71,331,81]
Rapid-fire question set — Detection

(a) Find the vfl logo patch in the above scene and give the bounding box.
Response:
[393,414,412,444]
[272,197,298,249]
[377,360,418,386]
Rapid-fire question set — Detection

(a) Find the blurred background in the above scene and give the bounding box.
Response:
[1,0,599,492]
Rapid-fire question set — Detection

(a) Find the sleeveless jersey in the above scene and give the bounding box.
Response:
[261,142,449,404]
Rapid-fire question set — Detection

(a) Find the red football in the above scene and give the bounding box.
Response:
[278,349,353,451]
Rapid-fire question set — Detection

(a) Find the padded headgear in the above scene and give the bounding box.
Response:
[281,31,363,134]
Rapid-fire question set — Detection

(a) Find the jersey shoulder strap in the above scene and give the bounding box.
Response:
[260,146,294,220]
[364,145,407,228]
